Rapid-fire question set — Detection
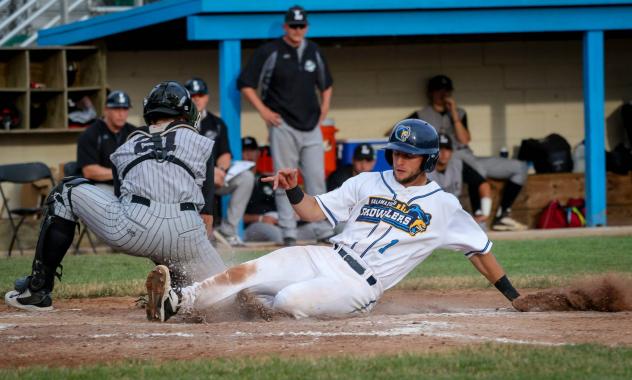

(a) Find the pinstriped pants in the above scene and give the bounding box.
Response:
[53,184,226,287]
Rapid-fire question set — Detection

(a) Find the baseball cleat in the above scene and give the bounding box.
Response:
[5,289,53,311]
[492,214,528,231]
[145,265,179,322]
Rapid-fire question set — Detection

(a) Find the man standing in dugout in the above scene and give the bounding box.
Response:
[238,5,334,246]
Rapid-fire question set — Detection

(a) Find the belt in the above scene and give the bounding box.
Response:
[337,247,377,286]
[131,195,197,212]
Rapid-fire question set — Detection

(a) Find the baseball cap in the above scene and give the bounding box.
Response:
[427,75,454,92]
[106,90,131,109]
[242,136,259,150]
[285,5,308,26]
[184,77,209,95]
[353,143,375,161]
[438,133,453,150]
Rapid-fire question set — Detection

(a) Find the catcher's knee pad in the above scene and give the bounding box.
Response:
[24,177,89,292]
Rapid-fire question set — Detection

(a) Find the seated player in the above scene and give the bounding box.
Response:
[185,77,255,246]
[144,119,523,322]
[5,81,226,311]
[428,133,493,226]
[76,91,136,192]
[242,136,332,244]
[327,143,376,191]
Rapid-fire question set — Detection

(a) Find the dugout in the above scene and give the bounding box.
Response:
[4,0,632,227]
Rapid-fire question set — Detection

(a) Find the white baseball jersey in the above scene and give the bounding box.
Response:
[315,170,491,290]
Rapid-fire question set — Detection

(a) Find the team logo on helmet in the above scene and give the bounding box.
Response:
[395,125,411,142]
[356,197,432,236]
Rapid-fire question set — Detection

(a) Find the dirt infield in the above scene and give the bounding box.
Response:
[1,289,631,369]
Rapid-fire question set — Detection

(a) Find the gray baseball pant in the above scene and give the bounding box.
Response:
[53,184,226,288]
[216,170,255,237]
[269,120,333,240]
[454,148,528,185]
[244,222,334,244]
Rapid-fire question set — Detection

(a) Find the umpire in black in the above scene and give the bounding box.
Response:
[238,5,334,245]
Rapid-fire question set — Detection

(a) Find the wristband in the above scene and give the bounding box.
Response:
[494,275,520,301]
[286,186,304,205]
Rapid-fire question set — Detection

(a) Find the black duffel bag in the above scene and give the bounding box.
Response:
[518,133,573,173]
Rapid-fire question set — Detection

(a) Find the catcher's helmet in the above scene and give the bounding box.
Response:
[384,119,440,173]
[106,90,131,109]
[143,81,197,125]
[184,77,208,95]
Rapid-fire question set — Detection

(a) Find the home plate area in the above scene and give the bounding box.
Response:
[1,289,631,368]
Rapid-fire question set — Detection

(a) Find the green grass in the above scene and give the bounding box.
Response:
[1,236,631,298]
[1,344,631,379]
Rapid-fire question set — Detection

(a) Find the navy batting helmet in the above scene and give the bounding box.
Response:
[384,119,440,173]
[143,81,197,125]
[184,77,208,95]
[106,90,131,109]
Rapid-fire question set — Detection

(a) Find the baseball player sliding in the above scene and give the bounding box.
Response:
[5,81,226,311]
[145,119,523,322]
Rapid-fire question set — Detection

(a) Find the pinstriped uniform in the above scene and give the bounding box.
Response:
[53,126,225,287]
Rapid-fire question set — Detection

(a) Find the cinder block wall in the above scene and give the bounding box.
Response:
[109,36,632,156]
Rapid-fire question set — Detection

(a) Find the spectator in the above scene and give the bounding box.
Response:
[77,90,135,192]
[185,77,255,246]
[238,5,334,246]
[327,143,376,191]
[408,75,527,231]
[241,136,326,244]
[428,133,492,227]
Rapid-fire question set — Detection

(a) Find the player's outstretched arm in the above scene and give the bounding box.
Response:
[469,252,522,308]
[262,168,326,222]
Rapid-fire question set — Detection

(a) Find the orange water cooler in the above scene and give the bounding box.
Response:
[321,118,338,178]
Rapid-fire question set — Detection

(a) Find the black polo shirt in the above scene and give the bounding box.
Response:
[199,111,231,162]
[326,165,354,191]
[237,38,333,131]
[77,119,135,185]
[244,174,276,225]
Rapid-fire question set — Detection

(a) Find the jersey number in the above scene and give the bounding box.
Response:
[133,133,176,155]
[378,239,399,254]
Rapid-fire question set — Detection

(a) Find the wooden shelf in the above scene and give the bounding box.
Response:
[0,88,28,92]
[0,128,84,134]
[0,46,105,134]
[68,86,102,92]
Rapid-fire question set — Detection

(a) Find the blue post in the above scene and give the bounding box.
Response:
[582,30,607,226]
[218,39,244,236]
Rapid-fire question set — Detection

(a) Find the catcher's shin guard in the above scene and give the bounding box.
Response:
[19,177,88,293]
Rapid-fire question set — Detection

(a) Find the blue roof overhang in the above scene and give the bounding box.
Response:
[39,0,632,45]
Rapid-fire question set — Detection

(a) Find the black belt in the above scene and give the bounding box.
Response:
[131,195,197,211]
[337,247,377,286]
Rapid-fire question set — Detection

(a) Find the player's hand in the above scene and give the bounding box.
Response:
[445,97,459,118]
[445,96,457,110]
[200,214,213,239]
[511,296,529,312]
[260,107,282,127]
[261,168,299,190]
[214,167,226,187]
[262,215,278,225]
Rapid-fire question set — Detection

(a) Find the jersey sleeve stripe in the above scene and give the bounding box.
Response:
[464,240,493,258]
[315,195,338,225]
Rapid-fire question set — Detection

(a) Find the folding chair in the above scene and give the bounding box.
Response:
[0,162,55,256]
[62,161,97,255]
